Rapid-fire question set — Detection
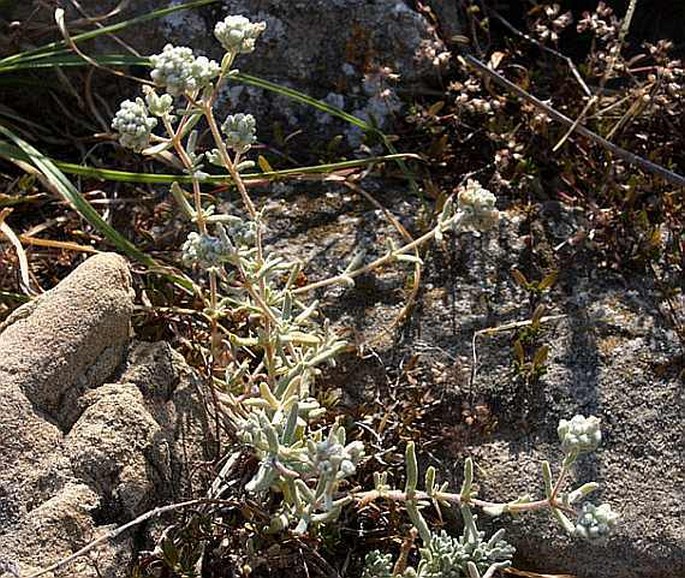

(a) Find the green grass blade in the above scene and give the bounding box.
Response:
[234,73,421,194]
[55,154,420,184]
[0,124,194,291]
[0,53,146,72]
[0,0,221,69]
[0,123,154,264]
[233,73,376,133]
[0,290,31,305]
[0,141,419,185]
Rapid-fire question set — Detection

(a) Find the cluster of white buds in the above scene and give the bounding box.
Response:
[111,98,157,151]
[310,435,364,480]
[456,179,500,232]
[574,502,620,541]
[221,113,258,153]
[557,414,602,455]
[150,44,220,96]
[214,15,267,54]
[181,228,234,268]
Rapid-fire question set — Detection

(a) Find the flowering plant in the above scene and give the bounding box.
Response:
[110,12,618,576]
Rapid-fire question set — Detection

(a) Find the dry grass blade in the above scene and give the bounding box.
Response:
[18,235,98,254]
[0,208,36,296]
[343,178,422,343]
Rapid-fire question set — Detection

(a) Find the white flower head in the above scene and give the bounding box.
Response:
[557,414,602,455]
[214,15,267,54]
[149,44,220,96]
[574,502,619,541]
[181,229,234,268]
[456,179,500,232]
[111,98,157,151]
[221,112,257,153]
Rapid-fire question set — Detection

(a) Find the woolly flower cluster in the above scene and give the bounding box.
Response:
[557,414,602,455]
[111,98,157,151]
[456,179,500,232]
[575,503,620,541]
[150,44,220,96]
[181,231,231,268]
[181,219,256,269]
[214,15,267,54]
[311,436,364,479]
[222,113,257,153]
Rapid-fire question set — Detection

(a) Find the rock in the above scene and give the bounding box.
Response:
[0,254,212,578]
[5,1,450,148]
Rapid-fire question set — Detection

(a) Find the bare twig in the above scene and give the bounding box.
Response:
[470,314,567,391]
[26,498,238,578]
[460,53,685,188]
[490,10,592,97]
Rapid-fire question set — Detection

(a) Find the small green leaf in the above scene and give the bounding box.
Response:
[542,460,553,499]
[405,441,418,494]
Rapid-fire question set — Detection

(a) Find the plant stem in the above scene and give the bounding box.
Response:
[162,115,207,234]
[355,486,576,517]
[293,214,463,294]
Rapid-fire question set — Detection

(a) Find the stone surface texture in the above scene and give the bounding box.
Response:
[0,254,211,578]
[259,179,684,578]
[81,0,447,146]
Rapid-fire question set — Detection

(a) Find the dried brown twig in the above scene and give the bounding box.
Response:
[460,53,685,188]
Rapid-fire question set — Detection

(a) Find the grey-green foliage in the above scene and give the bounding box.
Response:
[109,7,619,571]
[361,551,395,578]
[417,529,514,578]
[362,528,515,578]
[221,113,258,153]
[181,218,256,268]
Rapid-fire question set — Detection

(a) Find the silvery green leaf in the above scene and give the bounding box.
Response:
[541,460,553,499]
[425,465,436,495]
[281,402,299,445]
[568,482,600,504]
[406,501,431,544]
[482,504,506,517]
[294,300,319,324]
[343,250,365,274]
[236,159,256,171]
[170,182,195,219]
[460,457,474,500]
[551,506,577,535]
[466,561,481,578]
[405,441,418,494]
[246,462,277,493]
[395,253,424,265]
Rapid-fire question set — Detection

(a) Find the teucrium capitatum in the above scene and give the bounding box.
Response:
[109,11,617,576]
